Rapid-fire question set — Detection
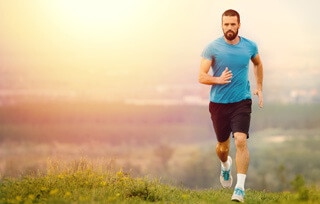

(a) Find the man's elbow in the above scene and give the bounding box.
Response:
[198,74,205,84]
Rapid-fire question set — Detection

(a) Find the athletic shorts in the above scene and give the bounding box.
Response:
[209,99,252,142]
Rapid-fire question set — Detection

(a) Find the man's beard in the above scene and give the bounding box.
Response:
[224,29,238,41]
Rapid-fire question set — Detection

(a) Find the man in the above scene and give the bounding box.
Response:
[198,9,263,202]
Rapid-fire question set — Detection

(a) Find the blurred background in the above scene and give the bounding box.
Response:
[1,0,320,191]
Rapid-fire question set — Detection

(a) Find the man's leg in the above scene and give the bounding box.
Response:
[232,132,249,202]
[234,132,249,174]
[216,137,233,188]
[216,137,230,163]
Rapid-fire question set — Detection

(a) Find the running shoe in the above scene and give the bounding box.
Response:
[231,187,245,202]
[219,156,233,188]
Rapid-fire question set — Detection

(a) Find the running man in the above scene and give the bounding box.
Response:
[198,9,263,202]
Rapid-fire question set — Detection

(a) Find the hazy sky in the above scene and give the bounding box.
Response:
[1,0,319,91]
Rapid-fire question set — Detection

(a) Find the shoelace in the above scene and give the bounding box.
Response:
[234,188,245,196]
[221,169,230,180]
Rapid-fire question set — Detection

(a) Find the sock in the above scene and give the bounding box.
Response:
[235,173,246,190]
[221,157,230,170]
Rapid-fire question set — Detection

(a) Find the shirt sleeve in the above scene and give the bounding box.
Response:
[251,41,258,59]
[201,43,214,61]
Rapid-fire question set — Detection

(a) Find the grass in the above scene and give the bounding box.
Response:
[0,159,319,204]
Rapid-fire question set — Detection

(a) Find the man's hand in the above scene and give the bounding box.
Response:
[218,67,233,84]
[254,89,263,108]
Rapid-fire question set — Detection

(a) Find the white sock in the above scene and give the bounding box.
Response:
[235,173,246,190]
[221,157,230,170]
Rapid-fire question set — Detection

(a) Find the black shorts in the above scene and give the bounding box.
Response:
[209,99,252,142]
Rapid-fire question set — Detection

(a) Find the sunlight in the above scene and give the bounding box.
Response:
[26,0,152,91]
[50,0,141,38]
[59,1,130,25]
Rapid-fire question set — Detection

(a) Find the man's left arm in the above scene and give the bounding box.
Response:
[251,54,264,108]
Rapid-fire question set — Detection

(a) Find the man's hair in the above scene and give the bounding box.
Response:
[222,9,240,23]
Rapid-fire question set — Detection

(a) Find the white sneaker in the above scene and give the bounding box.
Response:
[231,187,245,202]
[219,156,233,188]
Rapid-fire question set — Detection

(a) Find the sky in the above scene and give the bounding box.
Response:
[0,0,319,95]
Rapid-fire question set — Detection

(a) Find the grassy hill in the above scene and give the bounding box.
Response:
[1,101,320,198]
[1,163,319,204]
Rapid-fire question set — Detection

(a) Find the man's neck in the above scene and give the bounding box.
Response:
[224,36,240,45]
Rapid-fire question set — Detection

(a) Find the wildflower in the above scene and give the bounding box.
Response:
[182,194,190,200]
[41,187,48,192]
[116,171,124,178]
[64,192,72,198]
[49,189,59,195]
[28,194,35,200]
[16,196,22,202]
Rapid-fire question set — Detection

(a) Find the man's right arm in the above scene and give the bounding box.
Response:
[198,58,232,85]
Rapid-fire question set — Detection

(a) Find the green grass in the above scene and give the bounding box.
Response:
[1,161,319,204]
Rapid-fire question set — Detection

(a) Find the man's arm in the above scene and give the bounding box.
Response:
[251,54,264,108]
[198,58,232,85]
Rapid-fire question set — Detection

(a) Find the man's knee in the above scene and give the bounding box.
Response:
[234,132,247,148]
[216,143,229,154]
[216,137,230,153]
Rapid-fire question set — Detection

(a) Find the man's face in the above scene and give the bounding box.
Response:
[222,16,240,41]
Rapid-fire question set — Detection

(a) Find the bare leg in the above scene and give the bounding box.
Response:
[216,137,230,163]
[231,132,249,201]
[217,137,233,188]
[234,132,249,174]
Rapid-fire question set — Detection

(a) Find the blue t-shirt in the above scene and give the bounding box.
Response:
[201,36,258,103]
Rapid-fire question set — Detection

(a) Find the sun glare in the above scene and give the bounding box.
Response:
[32,0,150,90]
[50,0,140,38]
[60,1,119,25]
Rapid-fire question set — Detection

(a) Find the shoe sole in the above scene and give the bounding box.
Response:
[231,195,244,203]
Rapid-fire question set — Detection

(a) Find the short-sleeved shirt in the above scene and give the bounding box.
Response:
[201,36,258,103]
